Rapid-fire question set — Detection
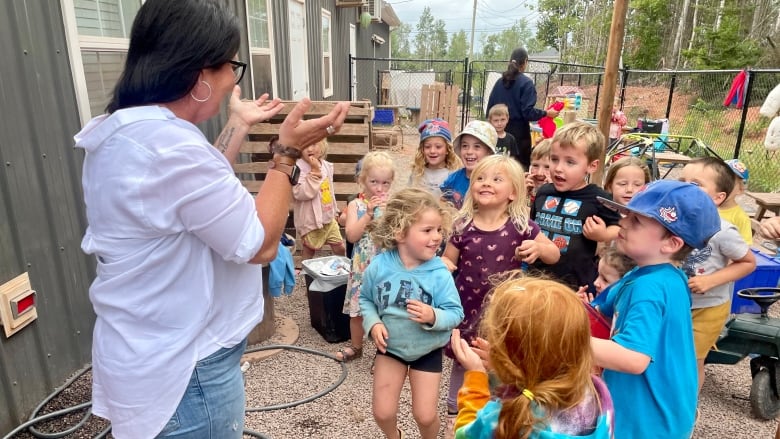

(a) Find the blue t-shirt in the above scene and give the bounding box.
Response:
[600,263,697,438]
[440,168,469,209]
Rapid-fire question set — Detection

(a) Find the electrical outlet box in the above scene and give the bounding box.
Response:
[0,272,38,338]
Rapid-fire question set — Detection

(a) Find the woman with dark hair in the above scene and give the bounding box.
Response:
[74,0,349,437]
[487,47,559,170]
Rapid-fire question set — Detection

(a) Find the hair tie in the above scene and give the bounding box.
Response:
[522,389,534,401]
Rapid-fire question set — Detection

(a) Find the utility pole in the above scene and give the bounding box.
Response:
[469,0,477,60]
[594,0,629,186]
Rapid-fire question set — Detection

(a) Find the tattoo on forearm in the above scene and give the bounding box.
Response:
[216,127,235,154]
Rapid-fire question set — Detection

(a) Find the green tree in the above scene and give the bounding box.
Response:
[449,30,468,60]
[431,18,449,58]
[682,5,762,69]
[480,19,540,61]
[413,7,448,60]
[535,0,582,57]
[391,23,412,59]
[536,17,559,50]
[623,0,670,69]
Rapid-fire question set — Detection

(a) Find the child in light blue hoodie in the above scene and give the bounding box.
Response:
[360,187,464,439]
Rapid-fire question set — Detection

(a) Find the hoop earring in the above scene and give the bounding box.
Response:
[190,81,212,103]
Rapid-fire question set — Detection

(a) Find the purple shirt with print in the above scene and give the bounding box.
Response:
[446,218,540,356]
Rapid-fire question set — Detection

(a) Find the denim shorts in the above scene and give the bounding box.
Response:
[156,339,247,438]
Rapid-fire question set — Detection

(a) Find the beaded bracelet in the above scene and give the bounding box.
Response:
[269,135,302,159]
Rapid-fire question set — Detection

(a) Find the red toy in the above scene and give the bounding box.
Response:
[585,302,612,339]
[537,101,565,139]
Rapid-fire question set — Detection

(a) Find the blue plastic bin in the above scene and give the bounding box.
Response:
[731,248,780,314]
[372,109,394,125]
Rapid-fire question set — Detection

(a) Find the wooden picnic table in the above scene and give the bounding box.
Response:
[746,192,780,221]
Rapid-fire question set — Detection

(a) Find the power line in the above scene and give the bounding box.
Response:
[477,0,535,16]
[406,28,519,35]
[475,12,532,29]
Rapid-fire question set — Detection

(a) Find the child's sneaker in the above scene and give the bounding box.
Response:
[444,413,457,439]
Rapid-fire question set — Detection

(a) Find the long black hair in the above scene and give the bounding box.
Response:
[500,47,529,88]
[106,0,240,113]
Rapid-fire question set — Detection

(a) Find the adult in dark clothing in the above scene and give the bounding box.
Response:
[487,47,559,170]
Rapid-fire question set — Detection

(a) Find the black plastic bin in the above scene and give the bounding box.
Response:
[302,257,351,343]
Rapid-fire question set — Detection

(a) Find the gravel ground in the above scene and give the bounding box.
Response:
[7,133,779,438]
[243,281,780,439]
[11,283,778,439]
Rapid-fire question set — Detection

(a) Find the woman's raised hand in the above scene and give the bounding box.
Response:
[279,99,350,151]
[228,86,284,129]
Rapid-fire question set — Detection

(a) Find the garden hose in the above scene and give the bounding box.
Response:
[2,344,347,439]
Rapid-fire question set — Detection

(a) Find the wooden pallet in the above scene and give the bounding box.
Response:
[419,82,460,130]
[234,100,372,240]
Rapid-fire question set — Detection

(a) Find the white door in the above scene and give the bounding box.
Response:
[349,23,357,101]
[288,0,309,99]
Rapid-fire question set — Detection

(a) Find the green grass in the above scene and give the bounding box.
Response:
[678,104,779,192]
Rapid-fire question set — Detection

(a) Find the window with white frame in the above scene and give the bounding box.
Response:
[247,0,276,98]
[321,9,333,98]
[67,0,142,118]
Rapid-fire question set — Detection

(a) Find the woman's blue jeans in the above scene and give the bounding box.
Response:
[156,339,247,438]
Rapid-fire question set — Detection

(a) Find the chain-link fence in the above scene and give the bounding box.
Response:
[614,68,779,192]
[352,55,780,191]
[351,56,467,131]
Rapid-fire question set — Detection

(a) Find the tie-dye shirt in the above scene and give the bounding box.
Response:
[455,371,614,439]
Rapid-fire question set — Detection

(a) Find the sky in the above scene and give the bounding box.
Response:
[387,0,537,52]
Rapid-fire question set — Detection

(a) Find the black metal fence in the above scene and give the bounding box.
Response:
[352,55,780,191]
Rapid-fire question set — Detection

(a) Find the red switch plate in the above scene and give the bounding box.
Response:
[11,291,36,319]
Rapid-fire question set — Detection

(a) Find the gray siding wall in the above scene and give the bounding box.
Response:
[354,22,390,105]
[272,1,293,99]
[0,1,236,433]
[269,0,389,102]
[0,0,387,432]
[0,1,96,433]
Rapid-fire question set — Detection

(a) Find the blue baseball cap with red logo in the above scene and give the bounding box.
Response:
[597,180,720,249]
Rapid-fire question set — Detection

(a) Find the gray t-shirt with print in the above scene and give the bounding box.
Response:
[683,218,749,309]
[409,167,451,198]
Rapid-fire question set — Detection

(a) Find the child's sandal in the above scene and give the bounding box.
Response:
[335,345,363,362]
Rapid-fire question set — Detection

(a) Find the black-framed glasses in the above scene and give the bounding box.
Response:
[229,60,247,84]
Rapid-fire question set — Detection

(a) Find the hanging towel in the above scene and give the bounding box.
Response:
[268,242,295,297]
[723,69,747,109]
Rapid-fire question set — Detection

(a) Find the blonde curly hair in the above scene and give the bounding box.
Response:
[369,187,454,250]
[598,243,636,278]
